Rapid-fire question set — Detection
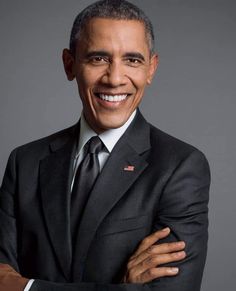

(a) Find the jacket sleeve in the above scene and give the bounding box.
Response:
[147,149,210,291]
[0,149,19,271]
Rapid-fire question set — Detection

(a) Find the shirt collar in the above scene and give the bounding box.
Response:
[76,110,137,157]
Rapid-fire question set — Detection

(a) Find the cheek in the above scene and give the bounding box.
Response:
[76,72,91,91]
[79,66,105,88]
[129,69,149,90]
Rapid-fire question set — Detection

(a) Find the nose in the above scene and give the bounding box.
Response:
[101,62,126,87]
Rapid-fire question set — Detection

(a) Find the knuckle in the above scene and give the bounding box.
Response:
[145,255,158,266]
[167,242,173,249]
[141,259,148,267]
[147,245,155,254]
[143,237,151,245]
[129,255,136,261]
[172,251,185,259]
[127,261,133,269]
[153,256,160,265]
[147,268,156,277]
[171,252,178,258]
[165,242,176,250]
[129,268,136,280]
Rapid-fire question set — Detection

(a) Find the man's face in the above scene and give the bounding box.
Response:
[63,18,158,133]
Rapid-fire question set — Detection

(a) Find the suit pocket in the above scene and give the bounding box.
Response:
[96,215,150,236]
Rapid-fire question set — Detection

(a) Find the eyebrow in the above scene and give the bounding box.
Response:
[85,51,112,59]
[85,51,146,61]
[123,52,145,62]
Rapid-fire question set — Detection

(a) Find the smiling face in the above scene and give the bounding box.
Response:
[63,18,158,133]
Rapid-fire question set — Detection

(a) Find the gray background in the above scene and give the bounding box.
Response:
[0,0,235,290]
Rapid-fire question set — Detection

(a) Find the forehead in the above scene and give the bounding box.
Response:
[78,18,149,53]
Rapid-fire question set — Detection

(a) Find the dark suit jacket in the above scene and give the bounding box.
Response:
[0,110,210,291]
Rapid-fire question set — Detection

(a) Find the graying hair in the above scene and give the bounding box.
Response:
[69,0,155,55]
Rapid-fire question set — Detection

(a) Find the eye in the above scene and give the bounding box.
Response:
[90,56,109,64]
[126,58,143,66]
[128,58,140,63]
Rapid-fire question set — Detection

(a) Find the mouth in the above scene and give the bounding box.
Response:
[94,93,131,102]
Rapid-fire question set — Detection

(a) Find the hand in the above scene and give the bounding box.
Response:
[0,264,29,291]
[122,227,186,284]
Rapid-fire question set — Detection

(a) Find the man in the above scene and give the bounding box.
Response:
[0,1,210,291]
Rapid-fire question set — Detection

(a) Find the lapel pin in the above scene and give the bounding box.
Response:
[124,165,135,171]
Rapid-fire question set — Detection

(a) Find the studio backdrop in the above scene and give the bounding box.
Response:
[0,1,235,290]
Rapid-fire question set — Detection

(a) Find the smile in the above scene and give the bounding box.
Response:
[95,93,129,102]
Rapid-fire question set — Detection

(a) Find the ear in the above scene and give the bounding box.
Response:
[147,53,159,85]
[62,49,76,81]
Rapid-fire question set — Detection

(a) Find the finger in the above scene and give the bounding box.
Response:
[132,228,171,258]
[129,241,185,268]
[139,267,179,283]
[134,251,186,277]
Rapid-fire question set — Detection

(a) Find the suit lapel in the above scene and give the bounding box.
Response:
[72,110,151,281]
[39,124,78,280]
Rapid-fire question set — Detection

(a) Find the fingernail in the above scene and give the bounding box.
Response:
[169,267,179,274]
[177,241,185,247]
[161,227,170,232]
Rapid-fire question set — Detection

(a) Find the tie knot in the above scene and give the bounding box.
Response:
[87,136,104,154]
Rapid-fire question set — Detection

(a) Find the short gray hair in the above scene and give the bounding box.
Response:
[69,0,155,55]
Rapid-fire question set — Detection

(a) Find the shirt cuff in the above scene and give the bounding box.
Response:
[24,279,35,291]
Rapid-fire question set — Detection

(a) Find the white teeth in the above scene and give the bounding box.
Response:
[98,94,128,102]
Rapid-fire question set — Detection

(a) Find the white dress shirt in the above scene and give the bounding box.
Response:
[24,110,136,291]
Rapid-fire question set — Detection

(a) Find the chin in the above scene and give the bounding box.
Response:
[99,117,128,130]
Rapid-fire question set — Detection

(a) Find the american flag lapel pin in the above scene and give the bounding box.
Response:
[124,165,135,172]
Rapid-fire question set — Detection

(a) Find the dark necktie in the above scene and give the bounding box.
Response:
[70,136,104,246]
